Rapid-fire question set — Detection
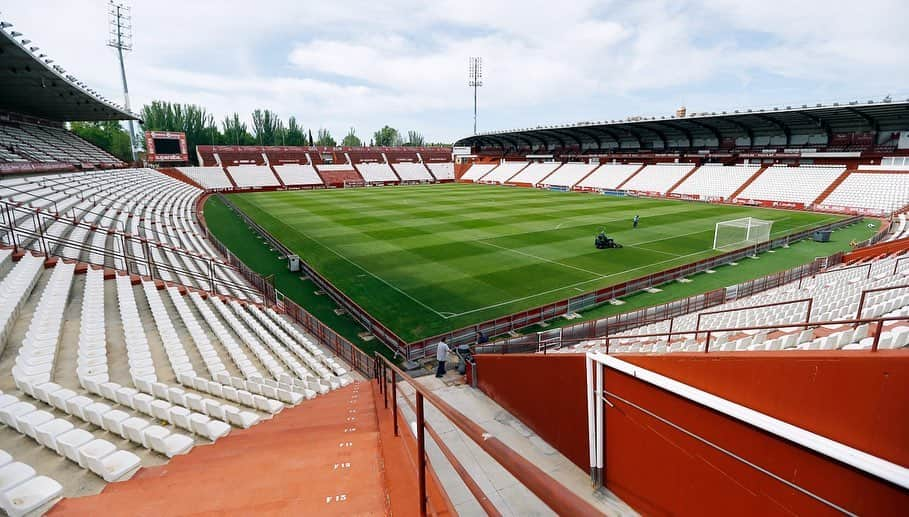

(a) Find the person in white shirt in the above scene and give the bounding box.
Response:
[435,339,450,378]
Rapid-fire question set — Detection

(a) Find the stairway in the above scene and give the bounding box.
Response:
[666,165,701,196]
[221,166,239,188]
[615,164,648,190]
[728,165,769,201]
[268,165,286,188]
[812,169,854,206]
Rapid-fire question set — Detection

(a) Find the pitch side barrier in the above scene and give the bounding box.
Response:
[209,188,879,362]
[416,216,875,358]
[197,194,377,377]
[474,221,893,356]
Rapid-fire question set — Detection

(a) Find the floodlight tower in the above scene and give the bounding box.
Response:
[468,57,483,135]
[107,1,137,161]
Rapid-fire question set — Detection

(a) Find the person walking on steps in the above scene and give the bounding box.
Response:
[435,338,450,378]
[633,215,640,228]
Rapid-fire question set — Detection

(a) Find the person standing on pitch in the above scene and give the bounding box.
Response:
[435,338,451,378]
[633,215,640,228]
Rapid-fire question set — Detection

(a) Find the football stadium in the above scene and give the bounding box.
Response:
[0,3,908,516]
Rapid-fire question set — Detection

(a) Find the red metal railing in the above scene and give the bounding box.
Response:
[374,354,603,516]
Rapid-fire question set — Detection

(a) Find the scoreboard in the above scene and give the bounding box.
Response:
[145,131,189,163]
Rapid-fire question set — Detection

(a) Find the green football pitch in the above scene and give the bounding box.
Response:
[223,183,848,341]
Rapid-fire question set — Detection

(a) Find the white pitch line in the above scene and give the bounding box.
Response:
[446,215,844,318]
[244,202,450,319]
[446,247,716,318]
[476,240,604,277]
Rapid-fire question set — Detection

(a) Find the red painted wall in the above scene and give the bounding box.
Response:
[475,352,909,516]
[603,366,909,516]
[474,354,589,470]
[621,352,909,466]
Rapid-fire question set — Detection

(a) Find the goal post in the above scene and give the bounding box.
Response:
[713,217,773,251]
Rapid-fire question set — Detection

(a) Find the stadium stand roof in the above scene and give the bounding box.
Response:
[455,99,909,149]
[0,24,139,122]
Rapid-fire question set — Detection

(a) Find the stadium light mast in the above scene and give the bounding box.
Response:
[468,57,483,135]
[107,1,137,162]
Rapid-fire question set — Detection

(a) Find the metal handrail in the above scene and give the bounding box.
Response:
[695,298,813,338]
[534,314,909,354]
[374,353,604,517]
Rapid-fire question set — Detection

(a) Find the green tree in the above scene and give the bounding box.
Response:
[404,130,425,147]
[341,127,362,147]
[70,121,133,162]
[251,109,280,145]
[373,125,402,146]
[315,128,336,146]
[221,113,254,145]
[308,129,315,146]
[285,116,305,146]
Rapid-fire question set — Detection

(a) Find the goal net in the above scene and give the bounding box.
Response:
[713,217,772,250]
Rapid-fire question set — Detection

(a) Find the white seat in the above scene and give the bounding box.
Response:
[223,407,260,429]
[64,395,94,420]
[121,417,150,444]
[253,395,283,414]
[54,429,94,460]
[35,419,74,450]
[132,393,154,415]
[150,400,172,421]
[82,402,112,427]
[168,407,192,431]
[188,414,230,441]
[32,383,62,404]
[0,475,63,517]
[101,409,131,437]
[143,426,194,458]
[0,462,35,492]
[16,410,54,439]
[2,403,37,432]
[85,447,141,483]
[77,439,116,470]
[48,389,77,411]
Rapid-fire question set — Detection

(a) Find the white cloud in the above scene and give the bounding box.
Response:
[2,0,907,143]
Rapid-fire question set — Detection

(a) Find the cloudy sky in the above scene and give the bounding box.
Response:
[4,1,908,143]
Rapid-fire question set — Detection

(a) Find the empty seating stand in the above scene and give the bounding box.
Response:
[426,162,455,180]
[539,162,598,189]
[272,165,323,187]
[563,253,909,355]
[176,167,234,190]
[227,165,280,188]
[392,162,434,182]
[478,161,528,184]
[507,162,561,186]
[0,121,122,169]
[0,450,63,516]
[735,165,845,206]
[576,164,641,191]
[355,162,399,183]
[621,163,696,194]
[459,163,498,182]
[670,164,761,200]
[820,171,909,214]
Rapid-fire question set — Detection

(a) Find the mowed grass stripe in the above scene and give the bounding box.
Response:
[229,184,845,341]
